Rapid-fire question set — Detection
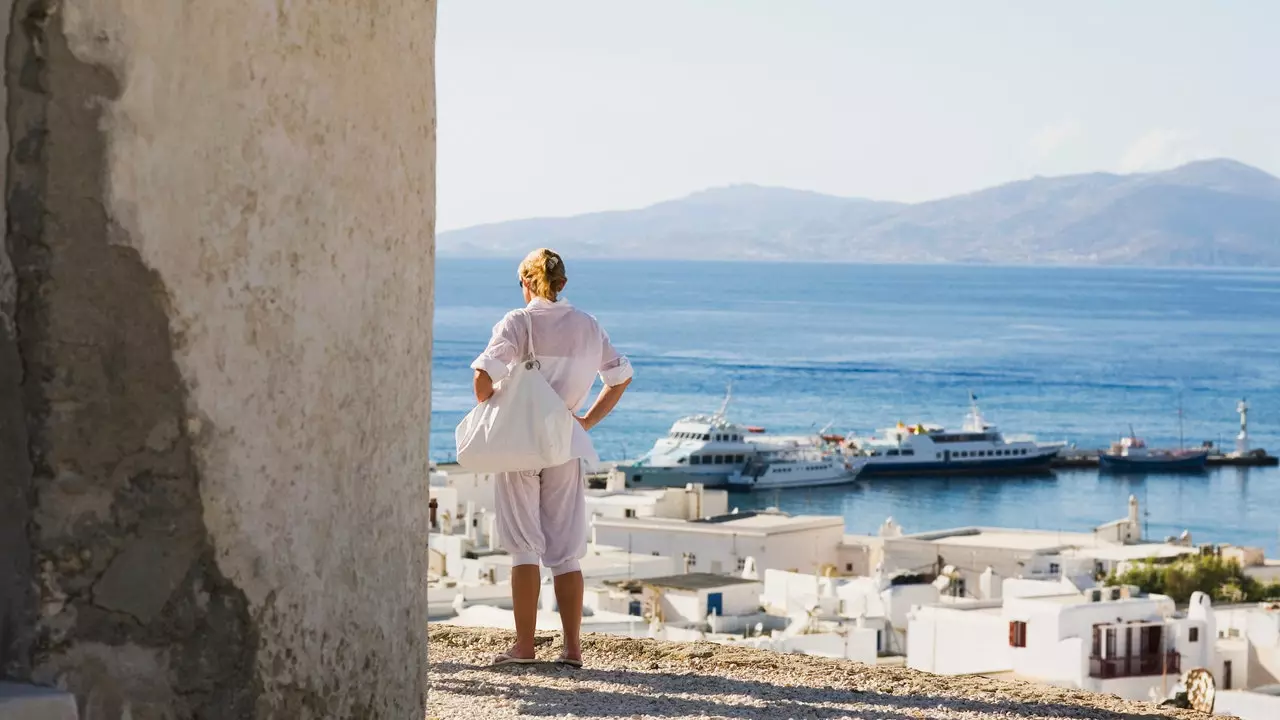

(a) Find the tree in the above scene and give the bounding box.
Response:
[1107,554,1280,605]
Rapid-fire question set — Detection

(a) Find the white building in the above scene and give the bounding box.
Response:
[758,567,940,657]
[592,509,845,576]
[908,583,1216,702]
[640,573,764,625]
[1215,602,1280,690]
[587,482,728,521]
[856,496,1195,596]
[426,532,680,616]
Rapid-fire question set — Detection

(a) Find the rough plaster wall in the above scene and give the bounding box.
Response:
[5,0,435,717]
[1,0,35,681]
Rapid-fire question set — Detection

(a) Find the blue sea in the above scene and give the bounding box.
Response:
[432,259,1280,554]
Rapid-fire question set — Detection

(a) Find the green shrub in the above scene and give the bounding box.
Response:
[1107,554,1280,604]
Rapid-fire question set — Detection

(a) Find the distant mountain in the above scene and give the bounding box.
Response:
[438,159,1280,267]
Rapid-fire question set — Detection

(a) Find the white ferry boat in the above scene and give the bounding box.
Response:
[848,396,1062,476]
[619,388,827,489]
[726,448,866,490]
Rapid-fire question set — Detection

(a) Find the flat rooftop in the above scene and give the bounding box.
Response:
[640,572,761,591]
[901,527,1108,552]
[594,511,843,534]
[1060,543,1196,562]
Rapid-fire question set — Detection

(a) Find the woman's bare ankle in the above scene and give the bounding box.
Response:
[507,642,536,659]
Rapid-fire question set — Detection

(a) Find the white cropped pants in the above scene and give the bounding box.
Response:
[494,458,588,576]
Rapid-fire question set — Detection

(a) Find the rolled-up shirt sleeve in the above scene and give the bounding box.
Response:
[598,327,634,387]
[470,312,521,383]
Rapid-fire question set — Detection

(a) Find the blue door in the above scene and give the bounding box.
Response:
[706,592,723,617]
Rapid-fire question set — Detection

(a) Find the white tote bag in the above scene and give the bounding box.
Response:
[455,310,575,473]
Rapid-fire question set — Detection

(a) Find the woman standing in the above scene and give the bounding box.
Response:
[470,248,633,667]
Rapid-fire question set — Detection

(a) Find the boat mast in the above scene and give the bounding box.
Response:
[1177,392,1185,451]
[715,381,733,419]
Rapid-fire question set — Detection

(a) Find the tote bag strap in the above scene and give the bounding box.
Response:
[521,309,539,369]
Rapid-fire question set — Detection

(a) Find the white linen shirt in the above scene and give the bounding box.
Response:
[471,297,633,465]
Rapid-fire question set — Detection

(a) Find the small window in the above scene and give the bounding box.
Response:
[736,557,747,571]
[845,563,853,572]
[902,449,914,456]
[736,454,745,463]
[691,456,701,465]
[703,434,711,441]
[624,509,636,518]
[714,455,724,464]
[936,452,942,459]
[1189,627,1200,643]
[1009,621,1028,648]
[887,449,900,456]
[652,551,659,556]
[1021,449,1028,456]
[1049,562,1060,575]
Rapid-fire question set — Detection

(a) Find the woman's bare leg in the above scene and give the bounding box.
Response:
[553,570,584,661]
[509,564,541,658]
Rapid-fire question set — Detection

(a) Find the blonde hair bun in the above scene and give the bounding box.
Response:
[519,248,567,301]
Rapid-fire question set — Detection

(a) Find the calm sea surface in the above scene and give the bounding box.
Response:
[433,259,1280,554]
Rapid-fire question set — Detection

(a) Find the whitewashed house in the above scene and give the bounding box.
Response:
[908,583,1216,702]
[642,573,763,625]
[431,464,498,516]
[1215,601,1280,690]
[587,482,728,521]
[591,509,845,576]
[853,496,1198,595]
[759,567,939,657]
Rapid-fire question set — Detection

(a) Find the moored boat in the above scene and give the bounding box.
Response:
[1098,434,1209,472]
[847,395,1061,476]
[618,386,826,489]
[726,449,866,490]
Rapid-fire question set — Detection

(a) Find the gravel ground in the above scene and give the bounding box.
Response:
[426,626,1231,720]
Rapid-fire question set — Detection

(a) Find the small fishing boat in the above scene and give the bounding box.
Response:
[1098,434,1209,472]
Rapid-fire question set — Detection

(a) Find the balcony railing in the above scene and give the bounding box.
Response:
[1089,651,1181,679]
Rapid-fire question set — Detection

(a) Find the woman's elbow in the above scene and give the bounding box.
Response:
[473,370,495,403]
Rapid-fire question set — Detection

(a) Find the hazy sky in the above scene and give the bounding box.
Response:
[437,1,1280,231]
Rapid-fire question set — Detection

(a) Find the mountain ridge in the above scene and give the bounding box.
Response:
[439,159,1280,267]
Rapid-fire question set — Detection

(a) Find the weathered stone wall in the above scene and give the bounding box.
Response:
[2,1,435,717]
